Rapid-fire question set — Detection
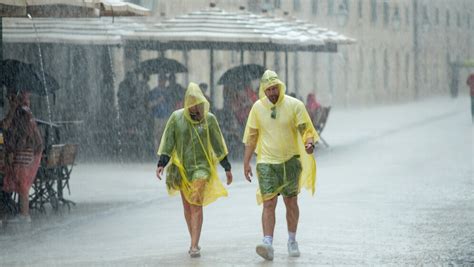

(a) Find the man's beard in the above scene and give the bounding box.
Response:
[269,95,279,104]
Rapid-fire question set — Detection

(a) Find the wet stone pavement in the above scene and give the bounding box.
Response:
[0,97,473,266]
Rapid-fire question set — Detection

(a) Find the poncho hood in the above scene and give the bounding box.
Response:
[258,70,286,106]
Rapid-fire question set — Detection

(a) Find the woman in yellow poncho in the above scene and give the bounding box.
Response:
[156,82,233,258]
[242,70,319,261]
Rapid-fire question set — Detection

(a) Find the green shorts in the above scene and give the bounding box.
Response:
[256,155,302,198]
[166,164,210,190]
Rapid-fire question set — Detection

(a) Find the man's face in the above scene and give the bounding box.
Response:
[265,85,280,104]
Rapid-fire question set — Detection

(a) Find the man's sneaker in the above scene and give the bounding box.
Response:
[256,244,274,261]
[8,215,31,224]
[188,247,201,258]
[287,241,300,257]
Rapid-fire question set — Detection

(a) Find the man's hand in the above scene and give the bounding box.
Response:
[156,166,164,180]
[305,142,315,154]
[225,171,233,185]
[244,163,253,182]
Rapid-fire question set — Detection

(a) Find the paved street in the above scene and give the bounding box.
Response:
[0,96,472,266]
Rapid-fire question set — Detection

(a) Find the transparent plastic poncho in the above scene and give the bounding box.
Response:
[158,83,228,206]
[243,70,319,204]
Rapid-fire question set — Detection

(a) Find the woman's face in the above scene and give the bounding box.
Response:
[7,93,16,103]
[17,92,31,106]
[188,103,204,121]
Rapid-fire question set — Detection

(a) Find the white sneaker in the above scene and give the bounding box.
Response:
[287,241,300,257]
[256,244,274,261]
[8,215,31,224]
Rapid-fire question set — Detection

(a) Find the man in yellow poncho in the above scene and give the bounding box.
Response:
[243,70,319,261]
[156,82,233,258]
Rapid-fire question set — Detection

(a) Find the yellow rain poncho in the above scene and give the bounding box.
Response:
[158,83,229,206]
[243,70,319,204]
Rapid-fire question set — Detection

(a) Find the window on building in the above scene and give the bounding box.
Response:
[357,47,364,90]
[293,53,300,95]
[405,6,410,26]
[293,0,301,12]
[468,14,471,29]
[341,0,349,15]
[392,6,401,30]
[383,1,390,27]
[383,50,389,89]
[456,12,461,27]
[423,51,428,83]
[435,8,439,25]
[405,53,410,90]
[328,55,334,94]
[446,10,450,27]
[274,0,281,9]
[274,52,280,74]
[371,49,377,93]
[328,0,335,16]
[422,5,430,25]
[371,0,377,23]
[358,0,363,18]
[338,1,349,26]
[395,51,400,95]
[312,0,318,15]
[311,53,318,91]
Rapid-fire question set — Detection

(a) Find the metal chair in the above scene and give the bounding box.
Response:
[56,144,78,210]
[313,106,331,148]
[30,144,63,212]
[29,143,79,212]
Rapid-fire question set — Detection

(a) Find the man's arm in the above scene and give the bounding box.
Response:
[243,128,258,182]
[297,123,315,154]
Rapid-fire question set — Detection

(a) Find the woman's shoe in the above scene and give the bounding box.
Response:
[8,215,31,224]
[188,247,201,258]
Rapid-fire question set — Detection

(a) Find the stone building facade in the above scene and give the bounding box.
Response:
[129,0,473,107]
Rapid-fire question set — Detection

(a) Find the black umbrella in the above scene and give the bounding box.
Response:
[137,57,187,75]
[0,59,59,95]
[218,64,266,86]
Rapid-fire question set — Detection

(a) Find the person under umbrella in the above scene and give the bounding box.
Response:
[2,88,43,223]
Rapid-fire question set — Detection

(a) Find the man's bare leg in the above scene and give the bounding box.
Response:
[283,196,299,233]
[256,196,278,260]
[283,196,300,257]
[262,196,278,238]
